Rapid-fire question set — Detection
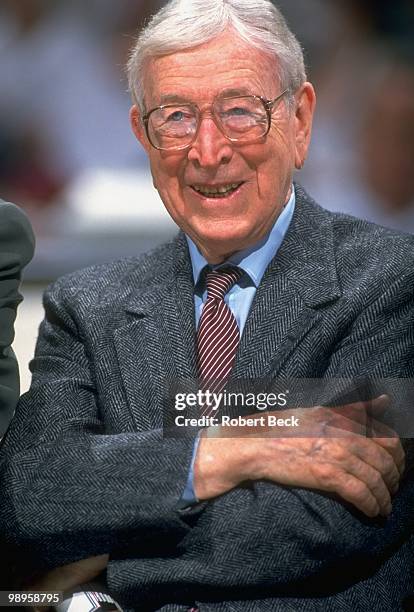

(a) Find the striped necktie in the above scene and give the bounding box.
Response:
[197,266,242,414]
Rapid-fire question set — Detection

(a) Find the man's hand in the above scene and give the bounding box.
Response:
[194,396,405,518]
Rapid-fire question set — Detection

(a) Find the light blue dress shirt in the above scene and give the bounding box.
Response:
[181,187,296,504]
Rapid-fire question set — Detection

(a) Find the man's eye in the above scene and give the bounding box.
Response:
[226,107,249,116]
[166,110,187,122]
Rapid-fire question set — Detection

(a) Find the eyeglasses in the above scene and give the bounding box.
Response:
[142,90,288,151]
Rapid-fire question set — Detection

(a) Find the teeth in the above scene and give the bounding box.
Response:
[193,183,241,196]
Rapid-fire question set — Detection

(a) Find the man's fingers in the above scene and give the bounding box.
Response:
[366,394,391,415]
[322,398,405,480]
[351,438,401,496]
[310,395,391,438]
[359,416,405,475]
[344,394,390,417]
[329,394,390,427]
[373,437,406,475]
[329,404,405,479]
[333,472,381,518]
[308,435,401,516]
[343,455,392,516]
[313,440,393,516]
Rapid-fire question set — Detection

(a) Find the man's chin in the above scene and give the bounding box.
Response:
[190,227,256,262]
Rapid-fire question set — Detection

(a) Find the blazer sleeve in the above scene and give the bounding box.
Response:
[166,270,414,595]
[0,278,195,572]
[0,200,35,437]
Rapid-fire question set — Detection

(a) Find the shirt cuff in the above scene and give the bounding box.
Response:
[180,432,202,506]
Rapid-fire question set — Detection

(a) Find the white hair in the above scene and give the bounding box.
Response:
[127,0,306,112]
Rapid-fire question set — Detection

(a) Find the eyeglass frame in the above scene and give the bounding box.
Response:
[141,89,289,151]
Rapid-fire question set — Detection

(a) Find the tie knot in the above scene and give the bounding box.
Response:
[205,266,242,300]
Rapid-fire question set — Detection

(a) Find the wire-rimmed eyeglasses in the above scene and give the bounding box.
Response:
[142,90,289,151]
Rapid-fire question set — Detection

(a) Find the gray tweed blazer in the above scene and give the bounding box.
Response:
[0,186,413,611]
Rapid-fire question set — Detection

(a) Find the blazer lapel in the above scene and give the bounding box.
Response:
[112,187,343,426]
[114,235,198,430]
[232,187,342,380]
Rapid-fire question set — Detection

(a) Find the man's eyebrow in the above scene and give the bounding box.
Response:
[158,94,192,105]
[157,88,256,106]
[220,87,255,97]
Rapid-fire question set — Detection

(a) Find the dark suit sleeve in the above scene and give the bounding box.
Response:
[167,271,414,595]
[0,201,35,437]
[0,280,195,571]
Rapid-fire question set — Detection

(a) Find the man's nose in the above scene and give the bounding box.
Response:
[187,116,234,168]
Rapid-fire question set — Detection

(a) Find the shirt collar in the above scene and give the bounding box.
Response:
[186,185,296,288]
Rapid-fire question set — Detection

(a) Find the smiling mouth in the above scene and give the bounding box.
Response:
[191,182,244,198]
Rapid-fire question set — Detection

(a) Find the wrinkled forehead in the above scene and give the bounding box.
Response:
[141,31,281,109]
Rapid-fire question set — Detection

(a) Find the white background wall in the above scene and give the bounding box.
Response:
[13,284,45,395]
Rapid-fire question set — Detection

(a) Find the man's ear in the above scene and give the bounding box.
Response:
[294,82,316,170]
[130,105,151,153]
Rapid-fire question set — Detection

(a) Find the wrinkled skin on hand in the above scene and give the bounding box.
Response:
[195,395,405,518]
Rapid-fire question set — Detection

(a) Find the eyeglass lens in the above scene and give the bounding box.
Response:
[147,96,269,150]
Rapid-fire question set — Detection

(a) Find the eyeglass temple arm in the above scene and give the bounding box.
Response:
[264,89,289,111]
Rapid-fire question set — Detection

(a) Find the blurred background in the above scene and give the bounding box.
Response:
[1,0,413,391]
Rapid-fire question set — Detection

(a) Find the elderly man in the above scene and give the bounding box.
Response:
[1,1,413,611]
